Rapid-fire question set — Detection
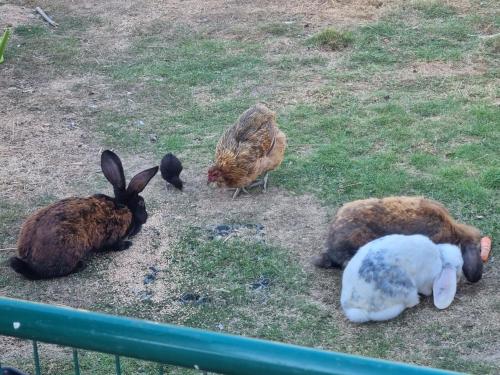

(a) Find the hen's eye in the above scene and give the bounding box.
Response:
[138,200,145,207]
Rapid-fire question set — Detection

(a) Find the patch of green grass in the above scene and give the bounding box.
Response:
[274,91,499,236]
[307,28,354,51]
[350,6,480,66]
[411,98,463,117]
[484,35,500,54]
[86,31,266,152]
[14,25,47,37]
[260,22,302,37]
[166,227,307,321]
[410,153,440,171]
[410,1,457,19]
[350,326,404,359]
[272,55,328,69]
[108,36,262,88]
[480,167,500,189]
[9,16,99,74]
[94,111,151,151]
[430,349,498,374]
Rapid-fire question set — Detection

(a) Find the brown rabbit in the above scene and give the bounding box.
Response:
[314,196,483,283]
[10,150,158,279]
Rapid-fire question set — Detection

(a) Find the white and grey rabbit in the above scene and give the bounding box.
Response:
[341,234,463,323]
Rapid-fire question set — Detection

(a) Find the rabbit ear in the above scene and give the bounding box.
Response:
[433,267,457,309]
[127,166,159,195]
[101,150,126,191]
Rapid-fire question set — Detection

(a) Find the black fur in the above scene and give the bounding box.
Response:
[100,151,158,233]
[160,153,183,190]
[9,257,42,280]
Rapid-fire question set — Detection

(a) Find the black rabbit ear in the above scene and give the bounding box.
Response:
[101,150,126,191]
[127,166,159,195]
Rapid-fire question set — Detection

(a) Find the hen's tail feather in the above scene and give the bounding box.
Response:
[9,257,42,280]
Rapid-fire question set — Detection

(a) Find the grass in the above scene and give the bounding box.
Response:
[260,22,303,37]
[2,0,500,374]
[84,226,323,341]
[307,28,354,51]
[348,3,486,66]
[0,201,24,248]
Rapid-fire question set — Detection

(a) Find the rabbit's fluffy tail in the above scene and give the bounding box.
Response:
[344,304,406,323]
[9,257,42,280]
[343,307,370,323]
[368,304,406,321]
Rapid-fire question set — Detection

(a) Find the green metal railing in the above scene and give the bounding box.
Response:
[0,297,461,375]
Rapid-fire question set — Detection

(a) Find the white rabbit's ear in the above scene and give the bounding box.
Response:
[433,267,457,309]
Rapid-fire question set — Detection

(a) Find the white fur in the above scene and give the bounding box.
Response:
[341,234,463,323]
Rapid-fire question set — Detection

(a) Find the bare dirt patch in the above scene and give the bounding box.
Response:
[406,61,488,77]
[0,3,34,28]
[0,75,118,205]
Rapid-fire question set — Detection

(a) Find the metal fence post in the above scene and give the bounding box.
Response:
[72,349,81,375]
[115,355,121,375]
[32,340,41,375]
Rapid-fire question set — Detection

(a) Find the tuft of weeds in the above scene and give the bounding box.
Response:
[484,35,500,55]
[307,28,354,51]
[410,0,457,19]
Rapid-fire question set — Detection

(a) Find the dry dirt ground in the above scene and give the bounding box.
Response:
[0,0,498,373]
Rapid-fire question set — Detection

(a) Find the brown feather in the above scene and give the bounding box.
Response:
[209,103,286,188]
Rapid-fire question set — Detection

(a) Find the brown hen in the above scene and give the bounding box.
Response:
[207,103,286,198]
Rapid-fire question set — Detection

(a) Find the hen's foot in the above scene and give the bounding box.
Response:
[231,187,250,199]
[248,172,269,192]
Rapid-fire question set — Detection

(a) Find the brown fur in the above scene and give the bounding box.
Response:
[15,196,132,278]
[315,196,483,282]
[208,103,287,188]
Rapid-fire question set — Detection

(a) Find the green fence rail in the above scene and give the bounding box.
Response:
[0,297,461,375]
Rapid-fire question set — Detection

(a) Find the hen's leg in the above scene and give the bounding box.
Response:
[262,172,269,192]
[248,172,269,191]
[231,187,250,199]
[232,188,241,199]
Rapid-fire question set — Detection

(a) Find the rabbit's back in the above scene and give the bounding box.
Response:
[341,234,442,322]
[323,196,468,268]
[335,197,454,242]
[17,196,132,277]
